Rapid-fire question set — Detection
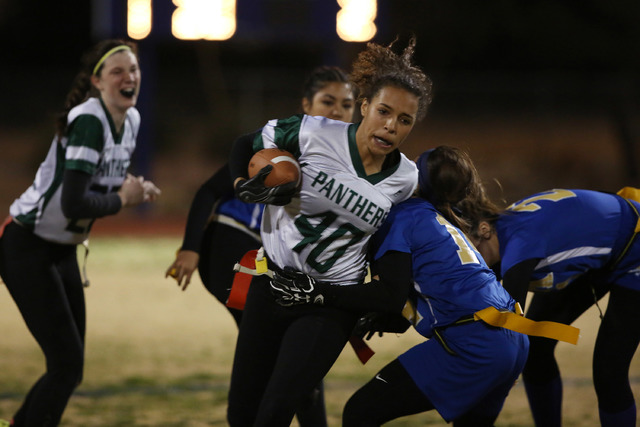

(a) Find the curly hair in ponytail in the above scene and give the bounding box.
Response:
[350,36,433,121]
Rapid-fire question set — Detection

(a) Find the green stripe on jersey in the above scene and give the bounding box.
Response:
[253,116,303,156]
[99,97,124,144]
[68,114,104,152]
[252,132,265,152]
[66,159,96,175]
[14,207,38,229]
[347,123,401,184]
[272,115,302,157]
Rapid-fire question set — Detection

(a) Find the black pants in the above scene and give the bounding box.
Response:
[343,359,434,426]
[200,222,328,426]
[524,277,640,414]
[0,222,85,426]
[197,221,259,326]
[227,277,359,426]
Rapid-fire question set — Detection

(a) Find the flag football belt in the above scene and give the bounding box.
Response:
[0,215,12,240]
[228,248,271,310]
[404,300,580,356]
[230,248,376,364]
[473,306,579,345]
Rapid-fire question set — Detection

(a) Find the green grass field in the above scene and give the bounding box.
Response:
[0,237,637,426]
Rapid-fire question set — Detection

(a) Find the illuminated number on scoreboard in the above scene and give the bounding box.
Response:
[336,0,377,42]
[127,0,236,40]
[172,0,236,40]
[127,0,376,41]
[127,0,152,39]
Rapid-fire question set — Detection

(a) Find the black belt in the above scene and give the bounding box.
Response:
[432,315,476,356]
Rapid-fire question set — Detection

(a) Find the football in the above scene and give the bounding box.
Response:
[248,148,301,188]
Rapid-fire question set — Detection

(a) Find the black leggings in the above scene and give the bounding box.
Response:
[524,278,640,413]
[0,222,85,427]
[343,359,499,427]
[199,222,328,426]
[592,285,640,412]
[227,277,358,426]
[343,359,434,426]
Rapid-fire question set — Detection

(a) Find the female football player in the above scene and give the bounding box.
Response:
[270,146,532,426]
[463,187,640,427]
[165,65,355,426]
[166,65,355,311]
[226,37,433,426]
[0,39,159,427]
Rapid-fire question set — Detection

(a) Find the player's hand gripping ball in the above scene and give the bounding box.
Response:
[236,148,300,205]
[248,148,301,187]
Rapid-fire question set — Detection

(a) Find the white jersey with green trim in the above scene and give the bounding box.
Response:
[256,114,418,285]
[10,97,139,245]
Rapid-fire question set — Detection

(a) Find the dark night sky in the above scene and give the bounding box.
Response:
[3,1,639,70]
[1,0,639,132]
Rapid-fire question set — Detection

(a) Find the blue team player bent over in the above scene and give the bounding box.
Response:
[464,187,640,427]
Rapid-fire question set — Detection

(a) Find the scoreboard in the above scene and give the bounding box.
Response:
[93,0,382,43]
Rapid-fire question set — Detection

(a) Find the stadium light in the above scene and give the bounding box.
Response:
[171,0,236,40]
[124,0,377,42]
[127,0,152,40]
[336,0,377,42]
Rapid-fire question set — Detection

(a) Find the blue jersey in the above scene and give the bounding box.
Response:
[372,197,516,338]
[372,197,528,422]
[215,198,263,234]
[497,189,640,292]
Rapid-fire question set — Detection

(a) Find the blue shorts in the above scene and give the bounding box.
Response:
[399,321,529,422]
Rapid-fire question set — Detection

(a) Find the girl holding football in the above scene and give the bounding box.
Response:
[166,66,355,309]
[226,37,432,426]
[0,39,159,426]
[165,65,355,426]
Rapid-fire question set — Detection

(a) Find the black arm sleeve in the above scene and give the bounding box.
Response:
[228,131,259,184]
[321,250,413,313]
[180,163,236,252]
[61,169,122,219]
[501,258,540,308]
